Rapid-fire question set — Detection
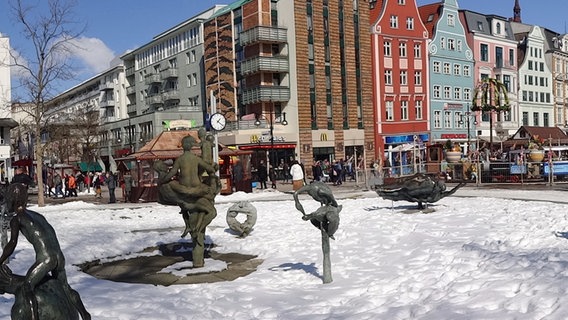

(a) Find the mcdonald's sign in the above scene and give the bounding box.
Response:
[320,133,328,141]
[250,134,260,143]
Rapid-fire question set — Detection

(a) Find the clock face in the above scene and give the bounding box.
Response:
[210,113,226,131]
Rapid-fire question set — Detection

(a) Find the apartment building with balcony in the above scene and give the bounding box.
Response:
[205,0,375,169]
[460,10,519,143]
[511,22,554,127]
[119,5,225,157]
[41,63,124,168]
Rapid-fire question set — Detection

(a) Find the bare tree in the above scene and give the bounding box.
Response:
[8,0,85,206]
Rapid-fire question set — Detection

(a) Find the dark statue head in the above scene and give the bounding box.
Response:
[181,135,197,151]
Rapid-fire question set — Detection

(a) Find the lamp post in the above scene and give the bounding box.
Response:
[254,102,288,172]
[24,133,33,177]
[459,110,477,154]
[117,119,134,154]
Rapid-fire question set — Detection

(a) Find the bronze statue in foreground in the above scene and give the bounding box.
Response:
[294,182,341,283]
[155,134,220,268]
[377,173,465,209]
[0,183,91,320]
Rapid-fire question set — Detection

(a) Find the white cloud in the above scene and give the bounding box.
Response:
[67,36,115,73]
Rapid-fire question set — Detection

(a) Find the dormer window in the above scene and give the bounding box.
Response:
[477,21,483,31]
[496,22,502,35]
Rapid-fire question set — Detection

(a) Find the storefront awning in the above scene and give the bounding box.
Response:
[12,159,33,167]
[239,144,296,150]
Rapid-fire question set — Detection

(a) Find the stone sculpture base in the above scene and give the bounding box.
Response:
[79,242,262,285]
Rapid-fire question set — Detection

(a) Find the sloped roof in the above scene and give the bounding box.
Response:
[128,130,199,160]
[120,130,250,161]
[508,126,568,146]
[418,2,441,40]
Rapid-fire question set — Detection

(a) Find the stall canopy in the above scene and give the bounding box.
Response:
[122,130,201,160]
[76,162,103,172]
[114,130,253,202]
[117,130,251,161]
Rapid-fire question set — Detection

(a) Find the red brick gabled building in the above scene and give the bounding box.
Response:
[369,0,430,161]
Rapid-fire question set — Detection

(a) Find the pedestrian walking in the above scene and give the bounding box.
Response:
[106,172,117,203]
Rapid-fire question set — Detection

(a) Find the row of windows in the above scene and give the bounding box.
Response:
[521,90,551,103]
[439,37,463,51]
[479,44,515,67]
[384,70,422,85]
[433,111,469,129]
[522,111,550,127]
[384,41,421,58]
[384,100,423,121]
[432,86,471,101]
[135,26,201,69]
[432,110,512,129]
[432,61,471,77]
[389,15,414,30]
[527,60,545,72]
[524,74,549,87]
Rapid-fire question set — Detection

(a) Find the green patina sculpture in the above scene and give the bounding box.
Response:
[377,173,465,209]
[293,182,341,284]
[0,183,91,320]
[155,134,220,268]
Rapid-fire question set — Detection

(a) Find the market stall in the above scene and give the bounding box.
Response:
[115,130,252,202]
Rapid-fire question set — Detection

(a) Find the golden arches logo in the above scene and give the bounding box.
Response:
[250,135,260,143]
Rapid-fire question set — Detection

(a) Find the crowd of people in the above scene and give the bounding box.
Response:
[39,170,133,204]
[309,157,359,186]
[250,156,362,192]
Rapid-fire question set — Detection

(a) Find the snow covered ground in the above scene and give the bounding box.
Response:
[2,187,568,319]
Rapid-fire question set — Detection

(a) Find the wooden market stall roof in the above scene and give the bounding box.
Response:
[505,125,568,148]
[118,130,251,161]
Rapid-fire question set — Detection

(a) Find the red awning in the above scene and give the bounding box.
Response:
[239,144,296,150]
[12,159,33,167]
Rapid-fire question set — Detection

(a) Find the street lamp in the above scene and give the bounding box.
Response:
[254,102,288,171]
[117,119,135,154]
[459,110,478,154]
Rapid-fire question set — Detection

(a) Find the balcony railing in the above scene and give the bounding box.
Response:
[240,56,289,75]
[160,68,178,79]
[147,95,163,105]
[241,86,290,105]
[144,74,161,85]
[125,67,135,77]
[99,82,114,91]
[126,86,136,95]
[102,116,117,123]
[99,100,115,108]
[162,90,180,101]
[127,103,137,114]
[240,26,287,46]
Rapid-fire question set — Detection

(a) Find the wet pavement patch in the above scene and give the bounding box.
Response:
[79,242,262,286]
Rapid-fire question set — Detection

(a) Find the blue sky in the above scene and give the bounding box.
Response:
[1,0,567,96]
